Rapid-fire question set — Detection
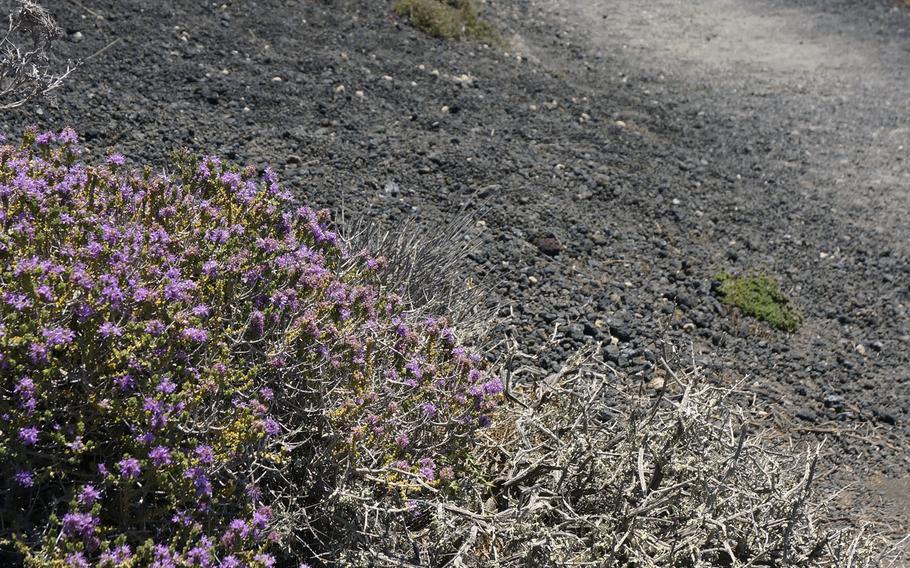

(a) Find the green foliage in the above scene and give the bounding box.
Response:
[715,271,803,332]
[392,0,498,42]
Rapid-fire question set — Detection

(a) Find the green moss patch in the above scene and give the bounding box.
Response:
[715,272,803,332]
[393,0,498,42]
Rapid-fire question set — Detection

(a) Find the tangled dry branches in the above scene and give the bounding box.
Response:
[0,0,74,109]
[336,348,906,567]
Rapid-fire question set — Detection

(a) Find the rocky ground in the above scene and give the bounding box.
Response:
[3,0,908,539]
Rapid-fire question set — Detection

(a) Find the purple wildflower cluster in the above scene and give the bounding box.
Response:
[0,129,501,564]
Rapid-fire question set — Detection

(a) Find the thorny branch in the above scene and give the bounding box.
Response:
[0,0,75,110]
[315,348,907,567]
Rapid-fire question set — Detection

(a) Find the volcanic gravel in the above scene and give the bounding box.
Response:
[4,0,909,535]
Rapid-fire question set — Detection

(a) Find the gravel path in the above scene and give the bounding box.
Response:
[2,0,908,540]
[516,0,910,533]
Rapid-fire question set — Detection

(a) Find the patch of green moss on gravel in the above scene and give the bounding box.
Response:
[393,0,498,42]
[715,272,803,332]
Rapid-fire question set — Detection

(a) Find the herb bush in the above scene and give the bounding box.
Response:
[0,129,501,566]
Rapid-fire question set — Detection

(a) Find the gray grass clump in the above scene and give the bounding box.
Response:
[0,0,74,109]
[340,211,495,341]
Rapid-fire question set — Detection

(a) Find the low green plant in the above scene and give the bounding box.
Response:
[715,271,803,332]
[392,0,498,42]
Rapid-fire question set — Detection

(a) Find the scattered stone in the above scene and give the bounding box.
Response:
[383,181,400,196]
[873,407,898,425]
[604,344,621,363]
[531,233,562,256]
[796,408,817,422]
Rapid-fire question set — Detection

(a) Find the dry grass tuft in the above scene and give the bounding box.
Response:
[340,210,495,341]
[392,0,498,42]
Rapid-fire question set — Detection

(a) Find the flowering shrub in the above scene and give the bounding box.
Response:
[0,129,501,565]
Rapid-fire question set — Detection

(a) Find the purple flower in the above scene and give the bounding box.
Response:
[194,444,215,464]
[62,511,98,539]
[395,432,409,448]
[222,557,241,568]
[484,378,505,395]
[114,373,135,391]
[419,457,436,481]
[149,445,172,467]
[75,303,94,322]
[58,127,78,144]
[78,484,101,507]
[145,319,165,336]
[42,326,75,347]
[107,153,125,166]
[136,431,156,445]
[13,470,33,487]
[18,426,39,445]
[201,260,220,277]
[117,457,141,479]
[184,466,212,497]
[262,417,280,437]
[152,543,178,567]
[186,536,212,566]
[99,544,132,566]
[35,284,53,301]
[405,359,423,379]
[28,342,48,364]
[157,377,177,394]
[245,484,262,501]
[100,276,124,306]
[230,518,250,536]
[133,286,151,302]
[181,327,208,343]
[421,402,437,418]
[254,553,276,568]
[3,292,31,311]
[172,509,193,527]
[478,415,492,428]
[99,322,123,339]
[253,506,272,530]
[249,310,265,337]
[191,304,210,318]
[66,552,90,568]
[35,131,54,145]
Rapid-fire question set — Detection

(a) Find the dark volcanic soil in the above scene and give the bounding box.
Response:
[4,0,909,537]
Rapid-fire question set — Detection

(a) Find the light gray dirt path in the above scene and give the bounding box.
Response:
[518,0,910,539]
[556,0,910,236]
